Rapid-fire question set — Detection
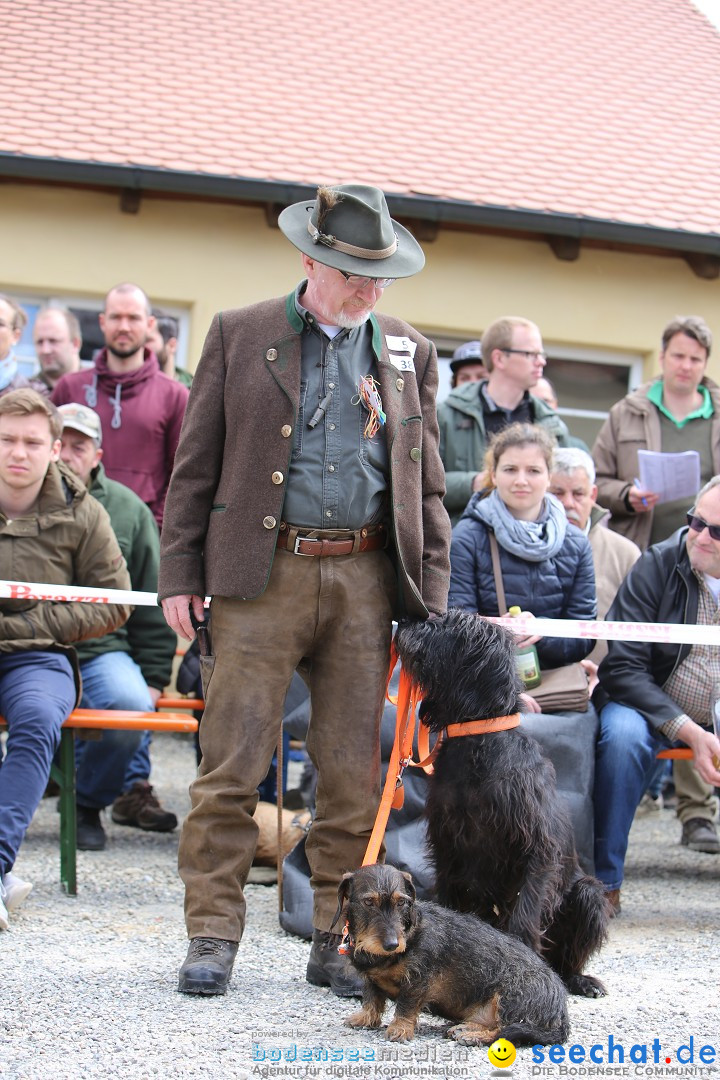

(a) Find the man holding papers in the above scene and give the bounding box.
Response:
[592,315,718,551]
[592,316,720,858]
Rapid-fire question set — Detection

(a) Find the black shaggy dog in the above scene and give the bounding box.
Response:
[335,863,569,1046]
[395,609,609,998]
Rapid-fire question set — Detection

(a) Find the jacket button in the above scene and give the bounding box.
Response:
[263,516,277,529]
[281,424,292,437]
[396,378,404,391]
[271,471,284,485]
[266,348,278,362]
[410,447,421,461]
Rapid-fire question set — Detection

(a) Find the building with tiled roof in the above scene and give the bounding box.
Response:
[2,0,719,438]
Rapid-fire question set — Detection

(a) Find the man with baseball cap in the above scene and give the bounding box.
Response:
[158,182,451,997]
[449,339,487,388]
[57,403,177,851]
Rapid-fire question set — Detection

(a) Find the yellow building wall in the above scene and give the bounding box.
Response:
[3,182,720,378]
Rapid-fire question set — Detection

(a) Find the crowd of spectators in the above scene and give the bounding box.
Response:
[2,279,719,938]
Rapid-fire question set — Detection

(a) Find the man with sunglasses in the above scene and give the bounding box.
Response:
[437,315,572,523]
[158,183,451,998]
[593,476,720,913]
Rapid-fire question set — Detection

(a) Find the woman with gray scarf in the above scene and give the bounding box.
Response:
[448,423,596,674]
[448,423,599,871]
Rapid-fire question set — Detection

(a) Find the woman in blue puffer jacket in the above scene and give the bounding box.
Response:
[449,422,596,670]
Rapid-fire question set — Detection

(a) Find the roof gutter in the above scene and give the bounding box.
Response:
[1,152,719,257]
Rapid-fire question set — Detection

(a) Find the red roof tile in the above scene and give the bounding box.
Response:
[1,0,720,236]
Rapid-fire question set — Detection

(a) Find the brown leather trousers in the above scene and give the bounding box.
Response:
[179,546,396,941]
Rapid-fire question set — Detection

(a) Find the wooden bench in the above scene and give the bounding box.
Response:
[0,709,197,896]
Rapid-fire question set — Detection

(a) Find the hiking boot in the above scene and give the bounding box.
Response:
[3,871,33,913]
[680,818,720,854]
[111,781,178,833]
[178,937,238,995]
[306,930,363,997]
[76,805,107,851]
[605,888,621,917]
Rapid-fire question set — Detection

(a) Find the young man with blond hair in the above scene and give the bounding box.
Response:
[0,389,131,929]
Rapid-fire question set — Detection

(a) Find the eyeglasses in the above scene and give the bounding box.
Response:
[686,512,720,541]
[337,270,396,289]
[501,348,547,362]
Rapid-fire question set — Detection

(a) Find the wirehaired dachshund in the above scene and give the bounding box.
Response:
[334,863,570,1045]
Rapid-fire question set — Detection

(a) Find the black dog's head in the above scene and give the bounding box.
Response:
[395,609,522,731]
[332,864,419,964]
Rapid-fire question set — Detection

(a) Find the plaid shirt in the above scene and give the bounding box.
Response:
[660,572,720,740]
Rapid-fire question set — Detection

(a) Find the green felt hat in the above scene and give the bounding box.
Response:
[278,183,425,278]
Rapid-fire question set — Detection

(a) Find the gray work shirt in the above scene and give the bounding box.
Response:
[281,284,389,529]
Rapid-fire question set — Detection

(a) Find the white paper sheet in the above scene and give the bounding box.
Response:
[637,449,701,504]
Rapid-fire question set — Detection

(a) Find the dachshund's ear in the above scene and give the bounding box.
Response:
[400,871,419,927]
[400,871,416,902]
[330,872,354,930]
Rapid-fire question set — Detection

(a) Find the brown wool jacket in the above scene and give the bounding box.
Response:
[158,292,451,618]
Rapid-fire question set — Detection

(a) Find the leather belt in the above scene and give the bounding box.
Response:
[277,523,387,557]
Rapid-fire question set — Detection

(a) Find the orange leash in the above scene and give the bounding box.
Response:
[362,643,425,865]
[361,648,522,867]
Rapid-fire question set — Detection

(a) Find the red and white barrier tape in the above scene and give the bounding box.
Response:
[0,580,159,606]
[2,579,720,646]
[492,615,720,647]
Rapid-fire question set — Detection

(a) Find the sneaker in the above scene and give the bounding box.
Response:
[635,792,663,817]
[680,818,720,854]
[178,937,238,995]
[111,781,178,832]
[0,879,8,931]
[76,805,107,851]
[3,871,33,913]
[306,930,364,997]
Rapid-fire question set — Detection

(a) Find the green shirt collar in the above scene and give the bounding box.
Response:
[647,379,713,428]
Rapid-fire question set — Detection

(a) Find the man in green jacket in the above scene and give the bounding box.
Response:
[437,316,572,523]
[58,403,178,852]
[0,390,131,929]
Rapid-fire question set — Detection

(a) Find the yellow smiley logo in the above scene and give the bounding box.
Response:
[488,1038,517,1068]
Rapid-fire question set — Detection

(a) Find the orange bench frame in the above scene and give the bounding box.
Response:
[0,709,197,895]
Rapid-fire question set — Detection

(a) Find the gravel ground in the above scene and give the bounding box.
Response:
[2,733,719,1080]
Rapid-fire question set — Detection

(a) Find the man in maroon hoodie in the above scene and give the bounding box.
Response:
[52,284,189,528]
